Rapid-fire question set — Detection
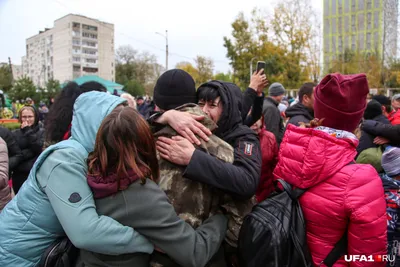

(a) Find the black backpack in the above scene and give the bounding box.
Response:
[38,237,79,267]
[238,179,347,267]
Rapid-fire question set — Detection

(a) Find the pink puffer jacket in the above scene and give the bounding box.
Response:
[274,124,387,267]
[0,137,10,212]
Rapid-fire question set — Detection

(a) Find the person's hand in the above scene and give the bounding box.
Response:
[374,136,390,145]
[156,110,211,145]
[249,69,269,96]
[156,136,195,166]
[21,121,29,129]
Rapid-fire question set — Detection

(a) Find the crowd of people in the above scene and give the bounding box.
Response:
[0,68,398,267]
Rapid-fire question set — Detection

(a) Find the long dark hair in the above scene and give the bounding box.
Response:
[44,81,106,144]
[87,106,159,186]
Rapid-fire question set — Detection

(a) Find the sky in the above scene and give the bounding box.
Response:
[0,0,322,73]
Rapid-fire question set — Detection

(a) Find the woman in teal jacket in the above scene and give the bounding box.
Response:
[0,92,152,266]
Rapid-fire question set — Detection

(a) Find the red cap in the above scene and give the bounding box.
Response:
[314,73,369,132]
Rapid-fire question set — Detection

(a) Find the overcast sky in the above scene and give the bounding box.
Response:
[0,0,322,73]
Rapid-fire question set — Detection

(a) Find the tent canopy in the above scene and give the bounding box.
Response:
[68,75,125,95]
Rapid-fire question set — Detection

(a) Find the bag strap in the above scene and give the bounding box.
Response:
[319,231,347,267]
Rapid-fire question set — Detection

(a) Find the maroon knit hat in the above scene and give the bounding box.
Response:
[314,73,369,132]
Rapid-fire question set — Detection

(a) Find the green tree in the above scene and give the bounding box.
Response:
[0,65,13,92]
[214,72,233,82]
[8,76,37,101]
[45,79,61,99]
[123,79,145,97]
[195,56,214,85]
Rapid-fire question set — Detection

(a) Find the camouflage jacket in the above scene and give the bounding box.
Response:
[154,104,255,248]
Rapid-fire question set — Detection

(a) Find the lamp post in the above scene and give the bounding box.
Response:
[156,30,168,70]
[250,56,258,76]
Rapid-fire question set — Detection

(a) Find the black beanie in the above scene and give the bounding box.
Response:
[364,99,382,120]
[153,69,197,111]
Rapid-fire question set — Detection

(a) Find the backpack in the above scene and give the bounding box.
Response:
[238,179,347,267]
[38,237,79,267]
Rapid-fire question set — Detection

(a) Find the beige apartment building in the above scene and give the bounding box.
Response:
[22,14,115,87]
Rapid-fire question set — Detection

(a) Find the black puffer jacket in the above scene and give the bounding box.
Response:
[362,120,400,147]
[285,103,314,126]
[184,81,262,199]
[0,127,23,172]
[12,107,44,193]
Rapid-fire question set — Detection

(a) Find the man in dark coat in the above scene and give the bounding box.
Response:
[285,82,316,126]
[262,83,285,144]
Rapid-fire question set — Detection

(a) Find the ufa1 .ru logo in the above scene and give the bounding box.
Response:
[344,255,395,262]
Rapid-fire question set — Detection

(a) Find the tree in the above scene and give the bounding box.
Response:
[195,56,214,85]
[8,76,37,102]
[214,72,233,82]
[116,45,138,64]
[115,45,162,96]
[175,56,215,87]
[45,79,61,99]
[124,80,145,97]
[0,65,13,92]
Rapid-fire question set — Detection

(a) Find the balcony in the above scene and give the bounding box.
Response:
[72,31,81,37]
[83,62,98,68]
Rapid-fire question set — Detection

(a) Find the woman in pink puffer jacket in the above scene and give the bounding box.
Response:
[274,73,387,267]
[0,137,11,212]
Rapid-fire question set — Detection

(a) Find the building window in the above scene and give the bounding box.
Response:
[375,0,380,8]
[359,33,364,50]
[344,0,349,13]
[73,39,80,46]
[345,16,349,32]
[111,70,114,75]
[374,11,379,29]
[358,13,364,31]
[338,36,343,52]
[367,0,372,9]
[85,58,97,63]
[345,35,349,49]
[82,32,98,39]
[82,24,98,31]
[338,17,342,33]
[324,0,330,16]
[374,32,379,49]
[332,19,336,34]
[332,0,336,15]
[338,0,342,14]
[82,49,97,55]
[111,62,114,67]
[73,22,80,28]
[73,65,80,72]
[367,33,371,49]
[72,31,80,37]
[332,37,336,53]
[73,57,81,62]
[358,0,364,10]
[82,40,97,47]
[367,12,372,30]
[351,35,356,50]
[83,67,98,73]
[351,15,356,31]
[73,48,81,54]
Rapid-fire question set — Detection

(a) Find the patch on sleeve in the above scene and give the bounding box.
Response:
[244,142,254,156]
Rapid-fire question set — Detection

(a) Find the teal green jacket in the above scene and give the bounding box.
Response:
[0,92,152,266]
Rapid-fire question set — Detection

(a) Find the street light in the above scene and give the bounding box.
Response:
[156,30,168,70]
[250,56,258,76]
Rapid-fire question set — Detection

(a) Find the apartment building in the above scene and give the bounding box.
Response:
[323,0,398,71]
[23,14,115,87]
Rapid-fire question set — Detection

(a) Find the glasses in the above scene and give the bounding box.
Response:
[21,116,34,119]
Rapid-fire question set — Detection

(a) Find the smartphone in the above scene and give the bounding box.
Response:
[256,61,266,74]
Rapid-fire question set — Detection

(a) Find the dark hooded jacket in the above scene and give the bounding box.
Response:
[183,81,262,199]
[362,120,400,147]
[12,106,44,193]
[0,127,23,172]
[357,114,390,157]
[262,97,284,144]
[285,102,314,127]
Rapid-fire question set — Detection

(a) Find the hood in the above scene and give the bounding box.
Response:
[198,81,242,139]
[273,124,358,189]
[19,105,41,127]
[71,91,126,153]
[285,103,314,121]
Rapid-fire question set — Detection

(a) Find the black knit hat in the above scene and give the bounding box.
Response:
[153,69,197,111]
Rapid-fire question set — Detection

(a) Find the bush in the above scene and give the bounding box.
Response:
[0,122,21,131]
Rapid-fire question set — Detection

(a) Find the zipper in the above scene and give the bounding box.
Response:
[44,242,61,267]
